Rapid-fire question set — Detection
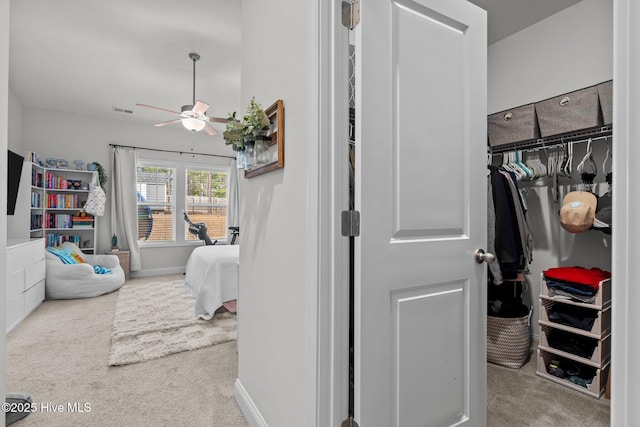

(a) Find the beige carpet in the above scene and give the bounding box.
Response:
[109,277,236,366]
[488,349,610,426]
[7,274,247,427]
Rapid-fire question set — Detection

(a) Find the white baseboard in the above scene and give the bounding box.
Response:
[234,379,268,427]
[129,267,185,278]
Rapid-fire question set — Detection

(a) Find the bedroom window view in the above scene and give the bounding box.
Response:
[136,165,175,242]
[185,168,228,241]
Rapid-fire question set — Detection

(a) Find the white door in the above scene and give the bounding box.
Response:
[354,0,487,426]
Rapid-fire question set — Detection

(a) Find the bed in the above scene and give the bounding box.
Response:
[183,245,239,320]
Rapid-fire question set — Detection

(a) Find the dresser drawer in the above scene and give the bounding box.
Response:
[25,259,46,288]
[25,280,45,315]
[7,269,25,298]
[6,294,24,333]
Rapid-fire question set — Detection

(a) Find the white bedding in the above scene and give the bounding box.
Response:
[184,245,239,320]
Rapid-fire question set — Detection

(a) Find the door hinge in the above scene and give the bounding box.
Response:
[341,210,360,237]
[341,417,360,427]
[342,0,361,30]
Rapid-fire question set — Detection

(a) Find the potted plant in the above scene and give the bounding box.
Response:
[223,97,271,151]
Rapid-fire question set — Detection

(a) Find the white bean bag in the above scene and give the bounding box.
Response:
[45,242,126,299]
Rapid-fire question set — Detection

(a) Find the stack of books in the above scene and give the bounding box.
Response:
[72,215,94,229]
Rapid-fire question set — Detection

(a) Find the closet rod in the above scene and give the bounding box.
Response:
[108,143,235,160]
[490,125,612,154]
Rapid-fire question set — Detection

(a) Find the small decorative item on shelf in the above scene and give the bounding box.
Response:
[73,160,84,170]
[56,159,68,169]
[46,158,58,168]
[87,162,97,171]
[111,234,119,251]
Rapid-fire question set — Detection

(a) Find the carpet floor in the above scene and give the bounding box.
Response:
[7,273,611,426]
[7,274,248,427]
[109,277,236,366]
[487,349,610,426]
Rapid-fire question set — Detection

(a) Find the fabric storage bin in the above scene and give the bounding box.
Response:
[488,104,539,147]
[535,86,602,137]
[597,80,613,126]
[487,308,532,368]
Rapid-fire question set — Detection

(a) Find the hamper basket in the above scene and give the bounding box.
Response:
[487,308,532,369]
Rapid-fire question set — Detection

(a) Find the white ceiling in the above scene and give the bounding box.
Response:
[9,0,242,129]
[468,0,582,44]
[9,0,582,129]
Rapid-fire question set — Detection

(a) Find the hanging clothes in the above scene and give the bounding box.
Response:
[488,165,533,283]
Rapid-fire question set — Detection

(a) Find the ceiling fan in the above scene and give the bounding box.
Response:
[136,52,227,135]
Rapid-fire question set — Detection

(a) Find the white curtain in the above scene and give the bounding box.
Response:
[226,159,239,244]
[110,146,141,270]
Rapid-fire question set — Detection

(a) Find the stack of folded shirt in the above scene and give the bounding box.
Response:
[543,266,611,304]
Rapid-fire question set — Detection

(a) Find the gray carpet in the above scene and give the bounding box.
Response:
[7,274,248,427]
[7,273,610,426]
[488,350,610,426]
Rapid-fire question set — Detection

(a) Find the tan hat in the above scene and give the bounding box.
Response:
[560,191,597,233]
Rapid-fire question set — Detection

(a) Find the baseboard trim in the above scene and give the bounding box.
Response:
[234,379,268,427]
[129,267,185,278]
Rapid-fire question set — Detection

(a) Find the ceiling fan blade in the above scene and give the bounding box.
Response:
[203,122,218,136]
[136,103,181,115]
[208,116,229,124]
[154,119,182,127]
[192,100,209,115]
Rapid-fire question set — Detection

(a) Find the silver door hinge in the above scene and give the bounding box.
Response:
[341,210,360,237]
[342,0,361,30]
[341,417,360,427]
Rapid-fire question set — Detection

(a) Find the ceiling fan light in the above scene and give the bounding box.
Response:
[181,117,206,132]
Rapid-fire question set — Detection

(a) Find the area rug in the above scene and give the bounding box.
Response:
[109,277,236,366]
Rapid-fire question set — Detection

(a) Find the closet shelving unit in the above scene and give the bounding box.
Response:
[30,163,98,253]
[536,276,611,398]
[489,124,612,155]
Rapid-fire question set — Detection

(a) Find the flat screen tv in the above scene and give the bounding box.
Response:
[7,150,24,215]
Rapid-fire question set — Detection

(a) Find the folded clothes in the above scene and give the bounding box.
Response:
[548,288,596,304]
[543,266,611,290]
[547,304,598,331]
[545,279,597,297]
[546,329,598,359]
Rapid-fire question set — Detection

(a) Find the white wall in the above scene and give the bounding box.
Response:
[8,87,22,151]
[235,0,310,425]
[488,0,613,114]
[488,0,613,331]
[0,0,9,424]
[16,107,235,272]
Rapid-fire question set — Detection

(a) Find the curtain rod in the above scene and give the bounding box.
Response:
[109,143,236,160]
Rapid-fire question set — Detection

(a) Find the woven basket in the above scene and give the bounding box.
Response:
[487,308,532,369]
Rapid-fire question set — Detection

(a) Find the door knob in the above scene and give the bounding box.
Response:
[475,249,496,264]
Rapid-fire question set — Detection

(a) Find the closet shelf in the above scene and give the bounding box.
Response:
[490,125,612,154]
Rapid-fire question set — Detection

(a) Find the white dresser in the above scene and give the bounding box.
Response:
[6,238,46,333]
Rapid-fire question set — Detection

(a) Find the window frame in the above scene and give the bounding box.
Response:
[136,157,231,248]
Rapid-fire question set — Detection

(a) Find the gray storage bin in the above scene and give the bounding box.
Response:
[598,80,613,126]
[535,86,602,137]
[488,103,540,147]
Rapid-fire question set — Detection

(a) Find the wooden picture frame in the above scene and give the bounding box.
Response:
[245,99,284,178]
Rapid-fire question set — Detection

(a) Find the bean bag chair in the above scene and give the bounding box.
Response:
[45,242,125,299]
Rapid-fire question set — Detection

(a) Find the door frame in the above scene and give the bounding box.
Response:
[611,0,638,423]
[310,0,637,426]
[308,1,351,426]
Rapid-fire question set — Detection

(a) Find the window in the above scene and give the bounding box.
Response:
[136,160,230,245]
[185,169,228,242]
[136,165,175,242]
